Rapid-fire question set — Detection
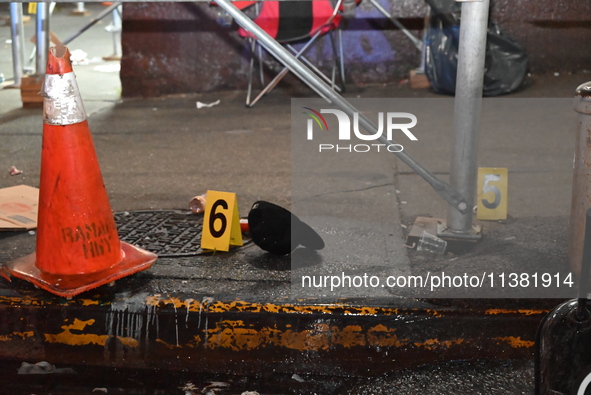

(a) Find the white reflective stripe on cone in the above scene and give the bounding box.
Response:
[42,72,87,126]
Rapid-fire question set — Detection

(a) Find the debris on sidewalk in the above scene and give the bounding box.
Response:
[93,63,121,73]
[20,74,45,108]
[0,185,39,230]
[291,373,306,383]
[417,231,447,254]
[18,361,76,375]
[405,216,442,250]
[182,381,232,395]
[70,48,89,65]
[196,99,221,109]
[181,381,198,394]
[189,194,206,214]
[8,165,23,176]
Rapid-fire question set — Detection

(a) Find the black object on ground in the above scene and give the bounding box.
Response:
[423,0,528,96]
[247,201,324,255]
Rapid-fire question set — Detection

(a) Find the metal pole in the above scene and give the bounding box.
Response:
[73,2,86,14]
[9,3,25,87]
[103,4,123,60]
[568,82,591,278]
[215,0,469,214]
[368,0,423,51]
[445,0,490,235]
[35,2,50,75]
[111,5,122,57]
[63,2,122,45]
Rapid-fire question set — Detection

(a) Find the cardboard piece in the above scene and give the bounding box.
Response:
[405,216,442,248]
[20,74,44,108]
[22,32,64,108]
[410,69,431,89]
[0,185,39,230]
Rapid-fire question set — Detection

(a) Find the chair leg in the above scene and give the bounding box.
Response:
[246,38,256,107]
[328,32,338,90]
[285,43,342,93]
[338,29,346,90]
[268,33,320,90]
[257,41,264,87]
[247,31,320,107]
[246,39,268,107]
[246,29,345,107]
[247,64,291,107]
[328,29,346,93]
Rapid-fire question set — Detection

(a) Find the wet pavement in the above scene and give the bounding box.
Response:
[0,3,590,394]
[350,359,535,395]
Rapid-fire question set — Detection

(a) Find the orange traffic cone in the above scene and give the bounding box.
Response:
[3,44,157,297]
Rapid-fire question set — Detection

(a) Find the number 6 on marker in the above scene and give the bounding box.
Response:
[201,190,243,251]
[477,167,508,220]
[209,199,228,238]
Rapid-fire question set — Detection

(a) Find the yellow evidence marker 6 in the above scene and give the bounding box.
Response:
[477,167,508,220]
[201,190,243,252]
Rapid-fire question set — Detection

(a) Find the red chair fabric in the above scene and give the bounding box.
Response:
[238,1,341,43]
[232,1,258,10]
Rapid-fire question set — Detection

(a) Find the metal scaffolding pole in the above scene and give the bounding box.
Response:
[368,0,423,51]
[35,2,50,75]
[215,0,469,215]
[110,5,123,58]
[444,0,490,238]
[9,3,25,87]
[63,2,122,45]
[73,2,87,15]
[100,4,123,60]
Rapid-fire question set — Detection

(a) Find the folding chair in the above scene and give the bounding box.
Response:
[237,0,345,107]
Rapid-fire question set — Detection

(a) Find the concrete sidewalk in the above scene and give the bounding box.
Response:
[0,85,581,298]
[0,3,590,394]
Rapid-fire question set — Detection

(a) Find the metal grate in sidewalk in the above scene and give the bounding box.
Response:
[114,210,204,257]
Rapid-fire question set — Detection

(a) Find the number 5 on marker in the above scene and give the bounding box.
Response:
[201,190,243,252]
[477,167,508,220]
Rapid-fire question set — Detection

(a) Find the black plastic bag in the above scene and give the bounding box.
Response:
[424,0,528,96]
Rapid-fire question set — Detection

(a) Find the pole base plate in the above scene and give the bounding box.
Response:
[436,222,483,243]
[405,216,482,254]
